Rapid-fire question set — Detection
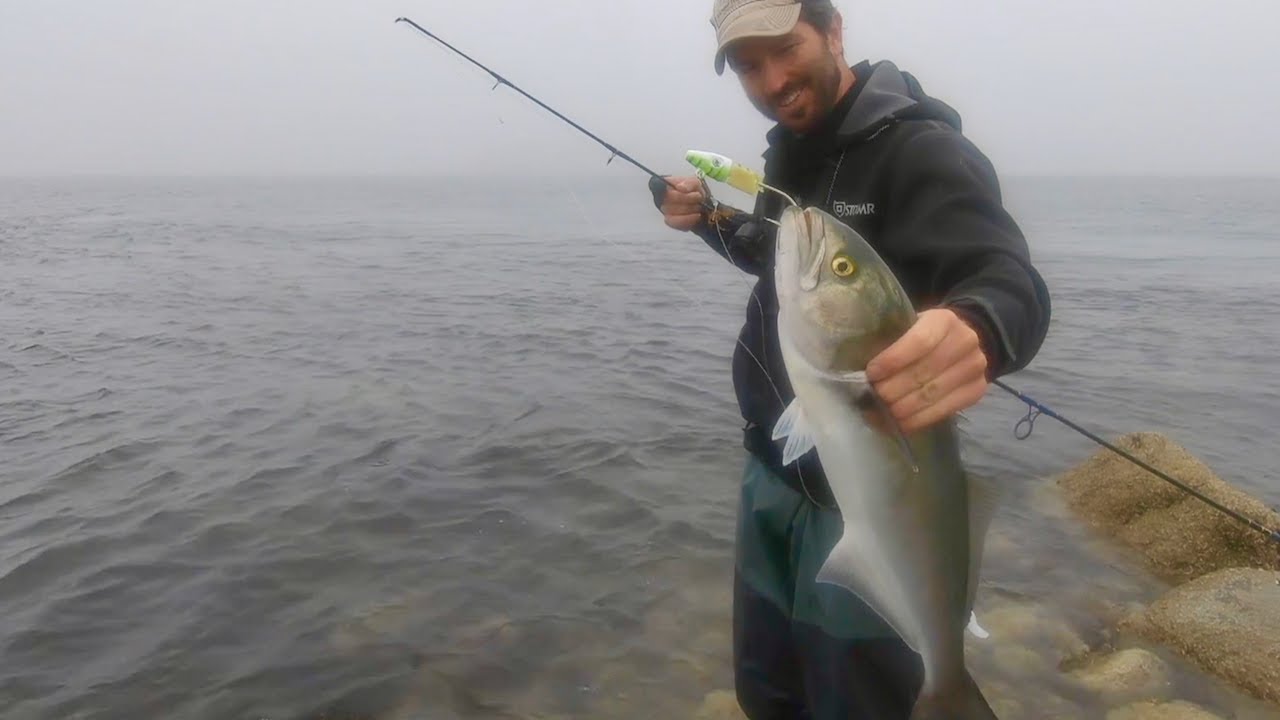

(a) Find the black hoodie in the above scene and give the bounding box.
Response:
[688,60,1052,505]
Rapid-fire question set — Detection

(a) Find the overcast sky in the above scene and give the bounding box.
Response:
[2,0,1277,178]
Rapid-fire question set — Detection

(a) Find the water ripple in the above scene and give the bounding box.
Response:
[0,176,1276,719]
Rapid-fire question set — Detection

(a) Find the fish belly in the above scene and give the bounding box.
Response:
[793,368,973,693]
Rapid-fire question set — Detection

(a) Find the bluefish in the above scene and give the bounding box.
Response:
[772,205,1000,720]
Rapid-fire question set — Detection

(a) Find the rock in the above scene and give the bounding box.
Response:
[1137,567,1280,705]
[1054,431,1280,583]
[991,645,1051,679]
[979,680,1084,719]
[983,681,1024,717]
[976,602,1088,662]
[1105,699,1224,720]
[696,690,746,720]
[1068,647,1173,702]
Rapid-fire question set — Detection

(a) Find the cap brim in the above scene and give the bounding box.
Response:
[713,4,802,75]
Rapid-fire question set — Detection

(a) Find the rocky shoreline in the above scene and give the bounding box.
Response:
[698,431,1280,720]
[1055,431,1280,714]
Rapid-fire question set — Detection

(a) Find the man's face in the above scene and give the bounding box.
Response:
[725,16,847,134]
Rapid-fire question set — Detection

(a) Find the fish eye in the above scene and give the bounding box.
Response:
[831,255,857,278]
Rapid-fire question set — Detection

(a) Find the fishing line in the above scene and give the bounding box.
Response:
[994,379,1280,547]
[561,186,828,509]
[396,15,823,504]
[396,16,1278,537]
[396,17,683,195]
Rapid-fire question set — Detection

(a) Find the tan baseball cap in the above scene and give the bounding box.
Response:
[710,0,804,75]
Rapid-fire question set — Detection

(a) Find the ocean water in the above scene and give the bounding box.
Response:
[1,174,1278,719]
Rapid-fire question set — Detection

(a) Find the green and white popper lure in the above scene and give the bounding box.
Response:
[684,150,798,218]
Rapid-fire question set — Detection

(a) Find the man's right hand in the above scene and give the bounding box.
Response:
[649,175,708,232]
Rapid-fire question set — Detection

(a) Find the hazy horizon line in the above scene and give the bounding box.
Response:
[4,170,1278,181]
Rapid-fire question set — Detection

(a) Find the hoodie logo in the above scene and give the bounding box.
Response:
[833,200,876,218]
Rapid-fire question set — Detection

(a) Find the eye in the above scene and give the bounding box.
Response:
[831,255,857,278]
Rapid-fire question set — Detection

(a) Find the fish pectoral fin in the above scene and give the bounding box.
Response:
[814,368,871,390]
[857,386,919,474]
[827,368,918,473]
[772,398,817,465]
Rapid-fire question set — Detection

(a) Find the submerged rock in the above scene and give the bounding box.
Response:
[696,690,746,720]
[1067,647,1173,702]
[1105,699,1223,720]
[1133,567,1280,705]
[974,602,1088,663]
[1055,431,1280,583]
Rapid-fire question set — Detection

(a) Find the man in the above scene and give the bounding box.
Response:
[650,0,1052,717]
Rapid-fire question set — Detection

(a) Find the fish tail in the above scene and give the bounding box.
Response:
[908,670,999,720]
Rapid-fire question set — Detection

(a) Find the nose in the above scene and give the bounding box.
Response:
[760,57,789,97]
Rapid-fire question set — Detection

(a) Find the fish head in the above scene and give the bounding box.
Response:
[774,205,916,374]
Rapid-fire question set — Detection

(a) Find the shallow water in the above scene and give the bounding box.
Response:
[1,175,1278,719]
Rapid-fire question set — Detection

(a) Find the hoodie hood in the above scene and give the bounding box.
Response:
[763,60,962,161]
[840,60,961,136]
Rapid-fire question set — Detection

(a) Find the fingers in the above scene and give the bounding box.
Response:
[865,308,990,434]
[656,176,706,231]
[890,350,988,432]
[665,214,703,231]
[662,177,705,211]
[865,311,949,384]
[874,318,981,407]
[898,374,989,434]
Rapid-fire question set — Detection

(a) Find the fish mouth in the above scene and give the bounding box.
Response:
[777,206,826,292]
[798,208,826,291]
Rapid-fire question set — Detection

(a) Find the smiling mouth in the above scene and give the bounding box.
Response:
[776,86,803,110]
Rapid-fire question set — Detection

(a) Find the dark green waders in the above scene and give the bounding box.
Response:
[732,455,926,720]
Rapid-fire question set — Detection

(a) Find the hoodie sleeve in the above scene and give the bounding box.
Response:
[648,174,775,276]
[881,124,1052,378]
[689,204,774,276]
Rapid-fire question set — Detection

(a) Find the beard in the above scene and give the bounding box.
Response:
[751,52,845,131]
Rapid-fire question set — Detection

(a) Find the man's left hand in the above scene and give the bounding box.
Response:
[865,308,990,434]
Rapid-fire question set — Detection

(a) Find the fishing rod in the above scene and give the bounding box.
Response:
[395,16,684,196]
[994,378,1280,547]
[394,17,1280,549]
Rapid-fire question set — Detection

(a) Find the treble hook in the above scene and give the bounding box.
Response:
[696,174,718,213]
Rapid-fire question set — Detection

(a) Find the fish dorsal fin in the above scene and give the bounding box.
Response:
[772,398,816,465]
